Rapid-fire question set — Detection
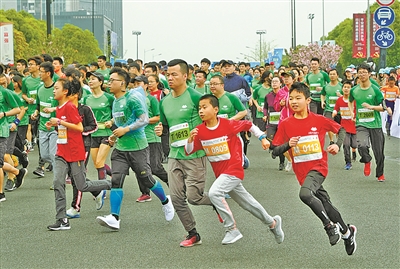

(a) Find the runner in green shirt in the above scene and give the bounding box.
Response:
[83,71,114,182]
[253,72,273,131]
[96,67,174,231]
[193,70,210,95]
[321,69,342,144]
[305,57,330,115]
[156,59,213,247]
[30,62,58,178]
[349,63,385,182]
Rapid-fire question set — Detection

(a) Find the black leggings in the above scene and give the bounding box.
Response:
[299,170,348,234]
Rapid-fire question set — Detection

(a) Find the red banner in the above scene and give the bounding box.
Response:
[353,13,367,58]
[370,13,380,58]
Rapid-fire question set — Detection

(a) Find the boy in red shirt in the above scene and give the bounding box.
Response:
[272,82,357,255]
[46,78,111,231]
[333,80,357,170]
[185,94,284,245]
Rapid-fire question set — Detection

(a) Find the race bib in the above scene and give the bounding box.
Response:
[309,83,320,95]
[385,92,396,101]
[328,96,338,107]
[29,90,37,104]
[170,123,190,147]
[339,107,352,120]
[292,135,322,163]
[358,108,374,123]
[57,125,67,144]
[97,122,106,130]
[39,101,51,118]
[113,111,126,126]
[269,112,280,125]
[201,136,230,162]
[217,114,228,119]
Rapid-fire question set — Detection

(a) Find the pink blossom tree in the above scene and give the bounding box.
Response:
[288,43,343,70]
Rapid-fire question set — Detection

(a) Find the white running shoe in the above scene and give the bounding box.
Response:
[222,228,243,244]
[162,195,175,221]
[270,215,284,244]
[285,162,292,172]
[66,207,80,219]
[96,214,120,230]
[95,190,105,210]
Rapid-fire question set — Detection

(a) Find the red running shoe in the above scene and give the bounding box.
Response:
[363,162,371,176]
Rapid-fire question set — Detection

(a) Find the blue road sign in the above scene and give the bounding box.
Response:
[374,27,395,48]
[374,6,395,26]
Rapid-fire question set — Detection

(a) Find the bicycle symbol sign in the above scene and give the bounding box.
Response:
[374,27,395,48]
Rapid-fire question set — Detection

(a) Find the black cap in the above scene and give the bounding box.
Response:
[86,71,104,82]
[220,60,235,67]
[281,70,296,79]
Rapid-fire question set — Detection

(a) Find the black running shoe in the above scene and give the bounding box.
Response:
[324,222,341,246]
[47,218,70,231]
[344,224,357,255]
[15,168,27,189]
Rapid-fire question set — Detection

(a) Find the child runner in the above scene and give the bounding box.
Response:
[47,78,111,230]
[185,94,284,245]
[272,82,357,255]
[333,80,357,170]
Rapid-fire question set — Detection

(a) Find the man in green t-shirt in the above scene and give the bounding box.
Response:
[31,62,58,178]
[96,67,174,231]
[22,56,43,152]
[193,70,210,95]
[349,63,385,182]
[0,81,22,202]
[305,57,330,115]
[321,69,342,144]
[156,59,213,248]
[96,55,110,87]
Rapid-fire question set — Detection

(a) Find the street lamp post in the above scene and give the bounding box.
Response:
[153,53,162,61]
[132,31,141,59]
[144,48,155,63]
[308,14,315,44]
[256,30,266,65]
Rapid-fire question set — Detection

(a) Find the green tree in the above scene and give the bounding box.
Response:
[1,9,102,64]
[46,24,102,64]
[327,0,400,70]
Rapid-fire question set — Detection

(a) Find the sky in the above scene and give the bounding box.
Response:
[122,0,374,64]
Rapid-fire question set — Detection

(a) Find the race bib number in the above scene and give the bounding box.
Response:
[29,90,37,104]
[328,96,338,107]
[57,126,68,144]
[217,114,228,119]
[358,108,374,123]
[201,136,230,162]
[292,135,322,163]
[339,107,352,120]
[39,101,51,118]
[113,111,126,126]
[97,122,106,130]
[385,92,396,101]
[309,83,320,95]
[170,123,190,147]
[269,112,280,125]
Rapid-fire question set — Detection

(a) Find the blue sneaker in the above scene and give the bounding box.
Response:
[344,163,352,170]
[243,155,250,169]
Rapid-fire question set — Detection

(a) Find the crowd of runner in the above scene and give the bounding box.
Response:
[0,54,398,255]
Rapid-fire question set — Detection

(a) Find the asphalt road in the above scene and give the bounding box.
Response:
[1,134,399,268]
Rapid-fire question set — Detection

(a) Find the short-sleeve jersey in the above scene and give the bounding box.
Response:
[321,82,342,112]
[144,94,161,143]
[56,101,85,162]
[253,85,272,118]
[189,118,252,180]
[334,96,356,134]
[0,86,19,138]
[159,87,205,159]
[96,68,110,84]
[349,84,384,129]
[217,92,246,119]
[37,83,58,132]
[15,91,29,126]
[21,75,42,115]
[381,85,399,101]
[113,92,148,151]
[272,113,341,186]
[83,92,114,137]
[306,71,330,101]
